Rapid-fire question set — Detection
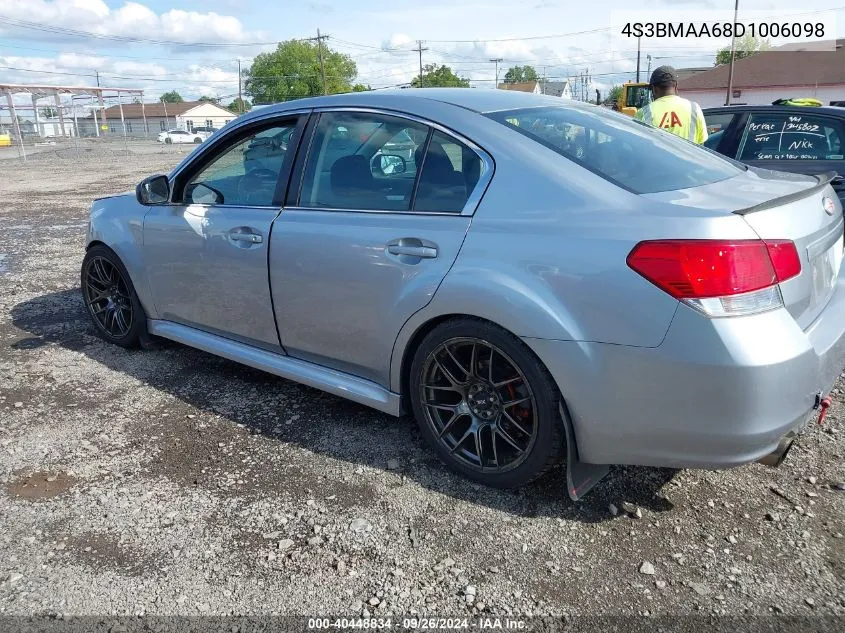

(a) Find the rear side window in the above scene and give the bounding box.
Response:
[488,105,740,194]
[415,131,483,213]
[737,112,845,161]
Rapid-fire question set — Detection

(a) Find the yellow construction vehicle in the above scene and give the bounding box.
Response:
[617,82,652,117]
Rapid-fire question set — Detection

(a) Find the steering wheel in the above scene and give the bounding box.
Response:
[237,168,278,204]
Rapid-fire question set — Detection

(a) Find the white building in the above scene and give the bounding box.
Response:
[88,100,238,137]
[678,39,845,108]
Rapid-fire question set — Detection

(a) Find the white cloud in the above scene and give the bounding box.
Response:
[0,0,265,44]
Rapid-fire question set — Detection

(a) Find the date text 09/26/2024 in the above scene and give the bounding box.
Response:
[308,618,527,630]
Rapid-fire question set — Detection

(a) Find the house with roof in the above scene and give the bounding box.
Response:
[83,100,238,137]
[540,80,572,98]
[677,39,845,108]
[497,81,542,94]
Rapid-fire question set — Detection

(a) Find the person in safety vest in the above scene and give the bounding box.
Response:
[635,66,708,144]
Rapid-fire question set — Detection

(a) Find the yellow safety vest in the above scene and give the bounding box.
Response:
[635,94,708,144]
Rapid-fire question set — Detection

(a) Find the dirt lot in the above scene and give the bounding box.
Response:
[0,145,844,623]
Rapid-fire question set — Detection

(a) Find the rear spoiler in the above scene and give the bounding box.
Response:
[733,171,838,215]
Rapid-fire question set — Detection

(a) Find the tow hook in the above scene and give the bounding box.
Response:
[814,391,832,425]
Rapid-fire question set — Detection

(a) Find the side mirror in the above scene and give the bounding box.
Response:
[372,154,407,176]
[136,174,170,205]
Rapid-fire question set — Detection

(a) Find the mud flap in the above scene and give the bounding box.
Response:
[560,403,610,501]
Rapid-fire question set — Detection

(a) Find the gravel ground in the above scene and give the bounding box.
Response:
[0,147,844,622]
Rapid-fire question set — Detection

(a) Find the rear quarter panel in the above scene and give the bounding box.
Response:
[390,119,760,391]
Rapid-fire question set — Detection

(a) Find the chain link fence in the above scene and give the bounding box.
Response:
[0,133,200,165]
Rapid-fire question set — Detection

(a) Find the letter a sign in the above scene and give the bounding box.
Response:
[658,111,683,129]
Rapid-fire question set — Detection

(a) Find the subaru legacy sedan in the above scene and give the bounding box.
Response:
[82,89,845,497]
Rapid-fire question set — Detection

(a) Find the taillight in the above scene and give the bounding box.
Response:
[627,239,801,317]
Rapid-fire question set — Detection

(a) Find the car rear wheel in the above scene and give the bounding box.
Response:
[81,245,145,348]
[409,318,565,488]
[193,137,202,144]
[164,137,172,144]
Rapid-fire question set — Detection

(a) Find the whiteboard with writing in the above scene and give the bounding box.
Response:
[740,115,834,161]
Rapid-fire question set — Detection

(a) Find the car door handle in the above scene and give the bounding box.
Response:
[229,232,263,244]
[387,244,437,258]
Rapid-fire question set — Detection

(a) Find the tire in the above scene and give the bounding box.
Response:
[193,137,202,144]
[80,245,146,348]
[164,137,172,144]
[409,318,565,488]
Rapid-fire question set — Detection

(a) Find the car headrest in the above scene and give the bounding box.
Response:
[331,155,373,193]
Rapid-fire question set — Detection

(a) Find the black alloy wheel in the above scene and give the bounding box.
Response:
[410,319,565,488]
[81,245,144,347]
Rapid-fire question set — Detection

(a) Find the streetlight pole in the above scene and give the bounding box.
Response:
[489,58,503,89]
[636,36,641,82]
[725,0,740,105]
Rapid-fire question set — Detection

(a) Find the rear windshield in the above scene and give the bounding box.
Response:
[487,105,741,194]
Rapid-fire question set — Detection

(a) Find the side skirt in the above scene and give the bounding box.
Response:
[147,320,402,416]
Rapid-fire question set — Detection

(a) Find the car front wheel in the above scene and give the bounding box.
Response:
[164,137,172,144]
[81,245,145,348]
[409,318,565,488]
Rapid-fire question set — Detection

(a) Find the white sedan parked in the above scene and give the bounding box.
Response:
[157,129,203,144]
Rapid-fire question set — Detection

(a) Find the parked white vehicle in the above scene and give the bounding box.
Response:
[157,129,203,144]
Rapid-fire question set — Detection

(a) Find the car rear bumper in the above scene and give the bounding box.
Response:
[525,271,845,469]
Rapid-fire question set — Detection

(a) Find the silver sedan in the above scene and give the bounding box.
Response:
[82,88,845,497]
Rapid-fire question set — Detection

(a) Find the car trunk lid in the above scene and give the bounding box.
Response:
[739,171,844,329]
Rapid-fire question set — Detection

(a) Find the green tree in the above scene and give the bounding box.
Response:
[39,107,57,118]
[245,39,357,103]
[503,65,539,84]
[227,97,252,113]
[198,95,218,103]
[411,63,470,88]
[159,91,184,103]
[605,85,622,105]
[352,83,371,92]
[715,35,771,65]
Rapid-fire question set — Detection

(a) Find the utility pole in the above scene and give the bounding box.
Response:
[95,71,100,87]
[725,0,740,105]
[413,40,429,87]
[489,58,503,89]
[306,30,329,95]
[646,54,652,79]
[636,35,641,82]
[317,29,327,95]
[237,59,243,113]
[542,65,547,94]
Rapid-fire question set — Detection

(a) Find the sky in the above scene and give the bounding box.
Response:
[1,0,844,111]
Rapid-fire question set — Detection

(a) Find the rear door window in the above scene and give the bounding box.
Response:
[298,111,429,211]
[737,112,845,161]
[414,131,483,213]
[488,105,741,194]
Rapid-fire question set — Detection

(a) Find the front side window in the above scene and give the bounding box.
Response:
[299,112,428,211]
[181,121,296,206]
[737,112,845,161]
[488,105,741,194]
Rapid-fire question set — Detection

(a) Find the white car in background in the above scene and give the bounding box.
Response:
[157,129,203,144]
